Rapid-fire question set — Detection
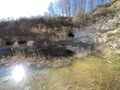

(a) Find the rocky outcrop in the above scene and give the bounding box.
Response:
[12,41,19,48]
[73,9,120,55]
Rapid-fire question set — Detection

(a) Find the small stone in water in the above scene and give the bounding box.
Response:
[3,79,9,83]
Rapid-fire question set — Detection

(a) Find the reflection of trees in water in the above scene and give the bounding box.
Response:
[0,45,74,59]
[39,47,74,57]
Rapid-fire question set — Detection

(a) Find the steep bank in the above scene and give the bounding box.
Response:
[0,0,120,68]
[72,0,120,55]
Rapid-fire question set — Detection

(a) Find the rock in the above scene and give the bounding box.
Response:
[72,10,120,54]
[24,86,31,90]
[107,60,112,64]
[0,39,2,45]
[26,40,34,47]
[3,79,9,83]
[2,76,11,83]
[12,41,19,48]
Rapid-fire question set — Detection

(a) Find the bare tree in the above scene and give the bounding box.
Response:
[47,0,112,17]
[48,2,55,17]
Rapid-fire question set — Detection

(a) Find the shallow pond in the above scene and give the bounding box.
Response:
[0,65,45,78]
[0,55,120,90]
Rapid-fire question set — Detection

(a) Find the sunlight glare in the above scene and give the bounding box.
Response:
[12,65,25,82]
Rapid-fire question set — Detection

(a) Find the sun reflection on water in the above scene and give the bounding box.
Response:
[12,64,25,82]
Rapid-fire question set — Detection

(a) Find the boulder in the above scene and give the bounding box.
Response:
[12,41,19,48]
[27,40,34,47]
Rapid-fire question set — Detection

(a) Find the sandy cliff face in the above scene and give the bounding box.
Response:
[72,0,120,55]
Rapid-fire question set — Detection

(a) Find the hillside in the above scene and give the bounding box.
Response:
[0,1,120,90]
[72,0,120,55]
[0,17,72,46]
[0,0,119,59]
[0,0,119,54]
